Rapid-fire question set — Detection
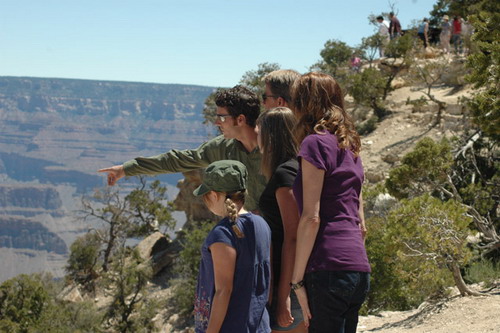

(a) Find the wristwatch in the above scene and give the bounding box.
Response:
[290,280,305,291]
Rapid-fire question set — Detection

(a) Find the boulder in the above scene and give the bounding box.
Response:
[136,232,173,275]
[136,232,168,260]
[382,153,400,164]
[378,58,410,75]
[374,193,398,212]
[57,284,84,303]
[422,46,441,59]
[174,170,215,222]
[365,170,385,183]
[391,78,407,89]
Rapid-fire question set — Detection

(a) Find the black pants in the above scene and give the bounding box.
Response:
[418,32,428,48]
[305,271,370,333]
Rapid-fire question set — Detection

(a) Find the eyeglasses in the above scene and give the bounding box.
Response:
[262,93,279,102]
[215,114,233,123]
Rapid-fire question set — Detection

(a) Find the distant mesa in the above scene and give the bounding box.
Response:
[0,216,67,255]
[0,184,62,210]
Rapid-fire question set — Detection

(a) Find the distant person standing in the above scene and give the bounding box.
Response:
[461,18,473,55]
[452,16,463,54]
[418,18,429,48]
[350,54,361,72]
[440,15,452,54]
[376,15,390,57]
[389,12,402,39]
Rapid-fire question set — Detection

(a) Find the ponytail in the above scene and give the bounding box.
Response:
[225,191,246,238]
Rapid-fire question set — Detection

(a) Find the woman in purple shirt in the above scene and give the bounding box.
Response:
[290,72,370,333]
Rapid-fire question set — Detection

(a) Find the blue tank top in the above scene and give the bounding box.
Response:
[418,22,428,33]
[194,213,271,333]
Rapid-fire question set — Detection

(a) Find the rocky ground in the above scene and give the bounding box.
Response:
[358,83,473,181]
[358,285,500,333]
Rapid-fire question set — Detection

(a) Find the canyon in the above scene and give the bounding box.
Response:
[0,76,215,282]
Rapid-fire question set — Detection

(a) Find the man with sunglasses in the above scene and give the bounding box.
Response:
[262,69,300,110]
[99,85,266,211]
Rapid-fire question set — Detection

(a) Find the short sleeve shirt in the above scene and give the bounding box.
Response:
[390,17,402,34]
[258,159,298,287]
[194,213,271,333]
[379,21,390,37]
[441,22,452,35]
[292,133,370,273]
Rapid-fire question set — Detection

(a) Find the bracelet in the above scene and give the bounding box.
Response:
[290,280,305,291]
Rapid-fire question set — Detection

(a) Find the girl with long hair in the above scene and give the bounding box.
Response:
[193,160,271,333]
[289,72,370,333]
[256,108,306,332]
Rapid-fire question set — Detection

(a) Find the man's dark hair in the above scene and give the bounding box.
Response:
[377,15,384,20]
[215,85,261,127]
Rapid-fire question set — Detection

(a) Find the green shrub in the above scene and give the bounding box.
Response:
[0,273,102,332]
[356,115,378,135]
[465,259,500,287]
[66,232,101,288]
[386,137,453,199]
[102,248,155,333]
[0,274,49,330]
[406,96,428,113]
[384,32,416,59]
[364,216,417,312]
[364,194,474,311]
[170,220,217,317]
[348,67,388,119]
[312,39,353,77]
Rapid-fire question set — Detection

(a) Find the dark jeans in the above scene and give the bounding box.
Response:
[418,32,428,48]
[305,271,370,333]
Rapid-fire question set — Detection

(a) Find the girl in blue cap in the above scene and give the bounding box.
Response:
[193,160,271,333]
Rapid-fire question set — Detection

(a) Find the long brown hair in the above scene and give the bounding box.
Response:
[256,107,298,180]
[291,72,361,155]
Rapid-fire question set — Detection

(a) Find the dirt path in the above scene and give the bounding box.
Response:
[358,288,500,332]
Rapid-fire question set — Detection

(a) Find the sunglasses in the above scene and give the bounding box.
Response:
[262,93,279,102]
[215,114,233,123]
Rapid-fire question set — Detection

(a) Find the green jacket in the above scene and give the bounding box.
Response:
[123,135,266,211]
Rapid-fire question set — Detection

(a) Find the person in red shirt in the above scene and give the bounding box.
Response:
[452,16,463,54]
[389,12,402,39]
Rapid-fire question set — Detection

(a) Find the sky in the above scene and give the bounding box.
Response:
[1,0,437,88]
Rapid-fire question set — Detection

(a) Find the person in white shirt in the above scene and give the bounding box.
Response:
[376,15,390,57]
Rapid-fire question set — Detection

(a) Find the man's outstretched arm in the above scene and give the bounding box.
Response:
[98,136,227,186]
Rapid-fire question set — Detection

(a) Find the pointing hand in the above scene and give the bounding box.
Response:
[98,165,125,186]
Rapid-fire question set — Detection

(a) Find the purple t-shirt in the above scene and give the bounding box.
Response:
[293,132,371,273]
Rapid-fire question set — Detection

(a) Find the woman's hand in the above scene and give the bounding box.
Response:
[360,224,367,242]
[294,288,312,327]
[276,296,294,328]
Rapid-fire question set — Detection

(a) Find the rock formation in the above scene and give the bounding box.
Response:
[0,76,216,282]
